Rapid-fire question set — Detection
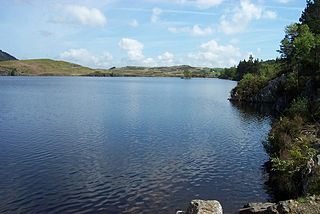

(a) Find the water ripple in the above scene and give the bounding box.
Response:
[0,77,271,214]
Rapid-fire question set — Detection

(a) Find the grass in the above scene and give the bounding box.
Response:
[0,59,216,77]
[0,59,95,76]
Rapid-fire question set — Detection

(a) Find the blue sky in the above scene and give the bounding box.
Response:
[0,0,306,68]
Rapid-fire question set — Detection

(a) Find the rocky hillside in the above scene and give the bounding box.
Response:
[0,50,17,61]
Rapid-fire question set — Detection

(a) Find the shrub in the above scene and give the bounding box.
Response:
[286,97,309,119]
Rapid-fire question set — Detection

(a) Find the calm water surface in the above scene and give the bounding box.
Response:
[0,77,271,214]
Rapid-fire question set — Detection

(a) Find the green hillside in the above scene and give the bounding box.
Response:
[0,59,216,77]
[0,59,96,76]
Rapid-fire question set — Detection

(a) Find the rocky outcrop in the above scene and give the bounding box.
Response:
[0,50,17,61]
[230,74,289,111]
[177,200,223,214]
[239,196,320,214]
[251,74,287,104]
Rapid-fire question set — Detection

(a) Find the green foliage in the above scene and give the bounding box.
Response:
[183,70,192,78]
[230,60,282,101]
[300,0,320,34]
[219,66,236,80]
[286,97,309,119]
[279,23,299,61]
[9,68,17,76]
[235,55,261,81]
[230,0,320,199]
[294,24,316,63]
[267,116,304,157]
[283,71,299,94]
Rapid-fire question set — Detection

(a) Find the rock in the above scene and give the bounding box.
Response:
[230,74,290,111]
[185,200,223,214]
[239,202,279,214]
[316,154,320,166]
[239,197,320,214]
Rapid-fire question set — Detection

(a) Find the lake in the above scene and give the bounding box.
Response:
[0,77,271,214]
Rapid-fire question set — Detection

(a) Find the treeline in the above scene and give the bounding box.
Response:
[227,0,320,200]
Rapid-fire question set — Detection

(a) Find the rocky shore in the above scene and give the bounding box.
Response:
[239,196,320,214]
[178,197,320,214]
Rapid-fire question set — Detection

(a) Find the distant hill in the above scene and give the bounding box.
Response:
[0,59,96,76]
[0,58,217,77]
[0,50,17,61]
[108,65,215,77]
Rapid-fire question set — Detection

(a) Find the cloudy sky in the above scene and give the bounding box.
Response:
[0,0,306,68]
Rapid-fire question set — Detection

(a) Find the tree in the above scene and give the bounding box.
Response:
[300,0,320,91]
[278,23,299,64]
[293,24,315,63]
[183,70,192,78]
[235,55,261,81]
[300,0,320,34]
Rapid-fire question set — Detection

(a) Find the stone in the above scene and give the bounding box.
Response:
[239,202,278,214]
[316,154,320,166]
[185,200,223,214]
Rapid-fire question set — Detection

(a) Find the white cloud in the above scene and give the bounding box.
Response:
[60,49,113,68]
[167,0,224,8]
[195,0,224,8]
[118,38,176,66]
[55,5,107,27]
[129,19,139,27]
[188,40,242,67]
[151,7,162,23]
[158,52,175,65]
[168,24,213,36]
[119,38,144,61]
[276,0,289,3]
[263,10,277,19]
[219,0,277,34]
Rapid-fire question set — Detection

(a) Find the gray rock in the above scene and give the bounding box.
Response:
[316,154,320,166]
[240,196,320,214]
[185,200,223,214]
[239,202,278,214]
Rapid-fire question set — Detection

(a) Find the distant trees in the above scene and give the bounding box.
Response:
[183,70,192,78]
[218,55,261,81]
[219,66,236,80]
[235,55,261,81]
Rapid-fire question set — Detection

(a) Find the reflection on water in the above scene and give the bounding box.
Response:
[230,101,276,119]
[0,77,272,214]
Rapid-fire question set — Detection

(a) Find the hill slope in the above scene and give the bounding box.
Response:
[0,50,17,61]
[0,59,216,77]
[0,59,96,76]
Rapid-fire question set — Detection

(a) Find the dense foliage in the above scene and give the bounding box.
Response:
[218,55,266,81]
[266,0,320,199]
[229,0,320,200]
[229,59,282,101]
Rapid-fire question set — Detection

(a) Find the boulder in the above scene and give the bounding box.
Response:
[239,197,320,214]
[185,200,223,214]
[239,202,279,214]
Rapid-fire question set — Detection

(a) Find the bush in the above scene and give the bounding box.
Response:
[267,116,304,157]
[9,68,17,76]
[286,97,309,119]
[284,71,299,95]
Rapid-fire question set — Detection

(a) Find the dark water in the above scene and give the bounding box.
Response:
[0,77,271,214]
